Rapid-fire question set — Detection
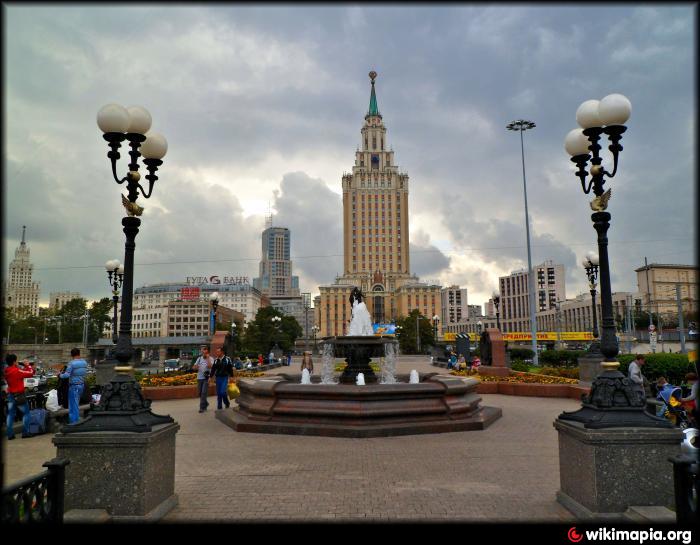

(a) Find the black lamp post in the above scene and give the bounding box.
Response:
[559,94,670,429]
[105,259,124,346]
[432,315,440,345]
[492,291,501,330]
[271,315,282,353]
[582,252,601,356]
[63,103,172,433]
[209,291,219,336]
[312,325,320,355]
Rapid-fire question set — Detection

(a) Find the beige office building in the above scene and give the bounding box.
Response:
[49,291,82,310]
[635,263,698,320]
[318,72,441,337]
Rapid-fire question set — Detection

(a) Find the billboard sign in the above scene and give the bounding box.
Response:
[443,331,594,342]
[373,323,396,335]
[180,287,201,301]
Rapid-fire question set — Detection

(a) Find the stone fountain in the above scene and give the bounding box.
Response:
[216,287,502,437]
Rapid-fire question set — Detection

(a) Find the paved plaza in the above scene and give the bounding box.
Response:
[3,357,578,522]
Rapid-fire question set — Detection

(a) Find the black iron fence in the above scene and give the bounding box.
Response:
[1,458,69,523]
[669,454,699,524]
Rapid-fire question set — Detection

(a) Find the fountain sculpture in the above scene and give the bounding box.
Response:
[217,286,502,437]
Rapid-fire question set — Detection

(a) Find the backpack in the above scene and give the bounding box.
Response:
[29,408,48,435]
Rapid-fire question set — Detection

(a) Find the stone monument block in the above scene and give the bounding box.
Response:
[554,418,682,520]
[479,328,510,377]
[53,422,180,521]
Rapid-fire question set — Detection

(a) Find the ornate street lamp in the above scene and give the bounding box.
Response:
[559,94,669,428]
[432,314,440,344]
[312,325,320,355]
[105,259,124,345]
[582,251,601,355]
[492,291,501,330]
[271,315,282,352]
[209,291,220,335]
[63,103,171,433]
[507,119,539,365]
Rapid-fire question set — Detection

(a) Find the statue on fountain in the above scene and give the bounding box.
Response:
[348,287,374,336]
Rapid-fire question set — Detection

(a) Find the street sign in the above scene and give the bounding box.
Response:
[648,324,656,332]
[649,331,657,351]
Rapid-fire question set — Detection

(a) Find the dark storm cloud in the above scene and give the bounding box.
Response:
[4,4,695,306]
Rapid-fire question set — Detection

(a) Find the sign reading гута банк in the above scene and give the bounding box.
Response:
[185,276,250,285]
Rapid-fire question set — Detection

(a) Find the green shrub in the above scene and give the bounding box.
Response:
[510,360,530,372]
[616,353,693,385]
[509,348,534,360]
[536,366,580,379]
[538,350,586,367]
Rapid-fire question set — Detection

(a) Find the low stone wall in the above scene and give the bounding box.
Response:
[476,382,588,400]
[142,383,216,401]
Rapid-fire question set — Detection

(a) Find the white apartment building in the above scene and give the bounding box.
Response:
[440,285,468,325]
[499,260,566,333]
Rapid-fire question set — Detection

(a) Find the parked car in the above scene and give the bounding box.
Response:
[164,359,180,372]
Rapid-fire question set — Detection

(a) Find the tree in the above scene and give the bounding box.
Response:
[88,298,113,344]
[395,310,435,355]
[240,307,302,354]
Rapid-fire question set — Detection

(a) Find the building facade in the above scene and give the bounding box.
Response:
[499,260,565,333]
[3,226,40,316]
[317,72,442,337]
[106,281,269,339]
[49,291,82,311]
[253,225,300,298]
[635,263,699,320]
[440,286,468,325]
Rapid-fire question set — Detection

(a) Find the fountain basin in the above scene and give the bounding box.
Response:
[216,373,502,437]
[323,335,397,384]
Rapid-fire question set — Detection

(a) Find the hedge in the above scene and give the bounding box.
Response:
[508,348,534,360]
[616,353,695,385]
[538,350,586,367]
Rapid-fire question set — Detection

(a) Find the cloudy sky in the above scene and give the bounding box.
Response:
[4,4,696,311]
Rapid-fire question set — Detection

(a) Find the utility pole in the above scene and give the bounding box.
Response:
[644,257,654,352]
[626,295,633,355]
[416,314,420,354]
[676,283,686,354]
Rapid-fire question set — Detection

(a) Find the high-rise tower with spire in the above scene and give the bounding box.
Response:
[317,72,442,337]
[3,226,41,316]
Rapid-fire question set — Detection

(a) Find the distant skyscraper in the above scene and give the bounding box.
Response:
[253,224,300,297]
[3,226,41,316]
[49,291,82,310]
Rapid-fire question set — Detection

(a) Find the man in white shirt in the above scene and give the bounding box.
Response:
[194,345,214,413]
[628,354,646,404]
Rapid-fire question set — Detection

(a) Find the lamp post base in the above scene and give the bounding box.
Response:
[61,370,174,433]
[559,368,673,429]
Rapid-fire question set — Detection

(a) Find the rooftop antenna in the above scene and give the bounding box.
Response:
[265,201,273,229]
[21,225,26,245]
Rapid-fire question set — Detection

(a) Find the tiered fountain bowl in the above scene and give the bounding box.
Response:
[216,335,502,438]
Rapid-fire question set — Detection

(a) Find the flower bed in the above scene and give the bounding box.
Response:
[450,370,587,400]
[139,371,265,400]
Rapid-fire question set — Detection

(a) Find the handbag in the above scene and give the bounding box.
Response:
[13,391,27,405]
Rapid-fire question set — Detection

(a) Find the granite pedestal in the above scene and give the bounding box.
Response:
[52,421,180,522]
[554,418,682,520]
[578,353,604,387]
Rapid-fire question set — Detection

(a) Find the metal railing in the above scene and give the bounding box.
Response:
[1,458,70,523]
[669,454,699,524]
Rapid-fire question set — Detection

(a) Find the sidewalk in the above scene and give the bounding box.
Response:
[3,357,578,522]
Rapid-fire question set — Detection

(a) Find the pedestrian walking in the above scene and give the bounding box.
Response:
[258,354,263,367]
[628,354,646,404]
[301,351,314,374]
[59,348,88,424]
[4,354,35,439]
[211,346,234,410]
[286,353,292,367]
[194,345,214,413]
[268,350,275,365]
